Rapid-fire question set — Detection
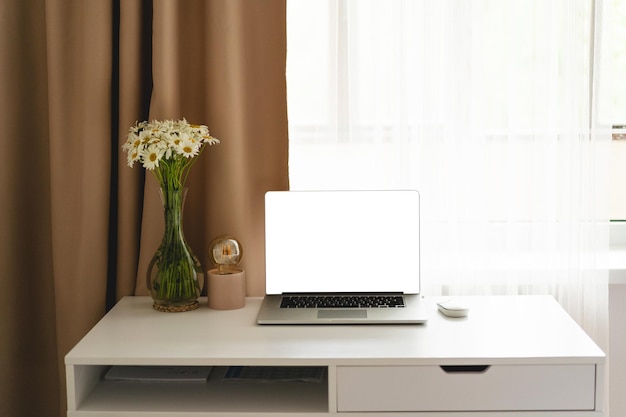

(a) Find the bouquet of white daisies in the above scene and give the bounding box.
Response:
[122,118,220,188]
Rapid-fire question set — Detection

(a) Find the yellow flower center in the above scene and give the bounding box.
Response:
[150,153,157,162]
[183,146,193,154]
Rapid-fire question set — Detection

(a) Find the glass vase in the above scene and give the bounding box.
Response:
[147,187,203,312]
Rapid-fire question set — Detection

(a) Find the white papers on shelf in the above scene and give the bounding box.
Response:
[104,366,213,383]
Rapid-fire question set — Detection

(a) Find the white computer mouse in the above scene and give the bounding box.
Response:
[437,300,469,318]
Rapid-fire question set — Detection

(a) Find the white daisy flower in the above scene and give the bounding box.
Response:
[141,144,165,170]
[179,138,200,158]
[126,148,140,167]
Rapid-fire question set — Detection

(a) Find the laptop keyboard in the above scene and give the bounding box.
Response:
[280,295,406,309]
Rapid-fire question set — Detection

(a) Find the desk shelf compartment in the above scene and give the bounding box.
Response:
[67,365,328,416]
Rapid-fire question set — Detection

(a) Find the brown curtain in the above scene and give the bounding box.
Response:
[0,0,288,416]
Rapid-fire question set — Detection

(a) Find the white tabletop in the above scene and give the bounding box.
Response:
[65,295,604,367]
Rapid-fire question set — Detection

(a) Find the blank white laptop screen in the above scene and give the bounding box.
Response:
[264,190,420,295]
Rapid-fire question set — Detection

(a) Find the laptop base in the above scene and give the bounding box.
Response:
[256,294,428,325]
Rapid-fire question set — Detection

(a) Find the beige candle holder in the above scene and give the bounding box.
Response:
[207,235,246,310]
[208,269,246,310]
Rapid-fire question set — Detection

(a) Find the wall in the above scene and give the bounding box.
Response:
[610,140,626,220]
[610,278,626,416]
[609,140,626,416]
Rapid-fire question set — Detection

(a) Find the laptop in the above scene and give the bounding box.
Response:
[256,190,428,324]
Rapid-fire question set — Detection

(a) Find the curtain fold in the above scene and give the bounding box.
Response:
[0,1,288,416]
[113,0,154,304]
[0,1,60,415]
[133,0,289,298]
[44,1,114,385]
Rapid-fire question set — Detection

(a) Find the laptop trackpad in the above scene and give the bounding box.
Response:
[318,310,367,319]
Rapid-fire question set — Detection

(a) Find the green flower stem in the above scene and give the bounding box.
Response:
[150,170,201,304]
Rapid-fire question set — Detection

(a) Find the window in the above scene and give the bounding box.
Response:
[286,1,608,220]
[603,0,626,220]
[286,0,611,312]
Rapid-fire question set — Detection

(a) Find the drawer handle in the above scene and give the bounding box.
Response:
[440,365,490,373]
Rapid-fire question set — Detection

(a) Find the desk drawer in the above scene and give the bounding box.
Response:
[336,364,596,412]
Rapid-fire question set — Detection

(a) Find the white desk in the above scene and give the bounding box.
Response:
[65,295,605,416]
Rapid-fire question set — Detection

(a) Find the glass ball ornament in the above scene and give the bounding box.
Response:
[208,235,243,275]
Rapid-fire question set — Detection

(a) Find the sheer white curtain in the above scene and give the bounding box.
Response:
[287,0,610,346]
